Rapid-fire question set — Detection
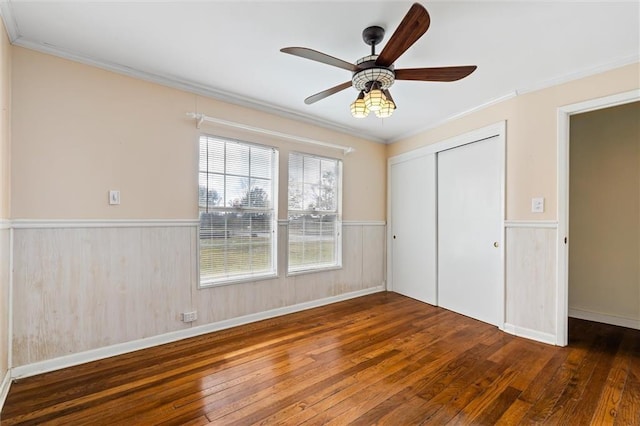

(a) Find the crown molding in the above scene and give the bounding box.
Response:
[388,55,639,144]
[0,1,19,42]
[3,1,637,146]
[389,91,517,143]
[515,54,639,96]
[10,36,387,144]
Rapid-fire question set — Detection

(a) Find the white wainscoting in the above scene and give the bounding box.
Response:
[504,221,558,344]
[0,226,10,411]
[10,220,386,376]
[12,226,196,367]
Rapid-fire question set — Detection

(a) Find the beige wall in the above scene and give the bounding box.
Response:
[569,102,640,324]
[388,63,640,221]
[12,47,386,221]
[9,46,387,370]
[0,17,11,404]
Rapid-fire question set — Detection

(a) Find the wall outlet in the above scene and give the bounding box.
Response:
[181,311,197,323]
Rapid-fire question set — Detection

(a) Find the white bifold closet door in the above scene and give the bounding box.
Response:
[389,154,437,305]
[437,136,502,326]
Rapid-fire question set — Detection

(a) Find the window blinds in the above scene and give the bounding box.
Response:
[288,152,342,273]
[199,135,278,285]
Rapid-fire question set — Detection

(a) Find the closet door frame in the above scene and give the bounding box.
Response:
[387,121,506,328]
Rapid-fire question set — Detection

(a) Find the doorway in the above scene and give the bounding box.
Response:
[568,102,640,329]
[557,89,640,345]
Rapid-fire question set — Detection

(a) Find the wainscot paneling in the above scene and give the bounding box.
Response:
[505,223,557,344]
[11,221,386,373]
[12,226,195,367]
[193,222,385,325]
[0,227,11,409]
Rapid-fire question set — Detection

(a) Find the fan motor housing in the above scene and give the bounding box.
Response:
[352,55,395,91]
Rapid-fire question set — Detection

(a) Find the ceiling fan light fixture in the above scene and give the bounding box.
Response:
[350,91,370,118]
[375,99,396,118]
[281,3,477,121]
[364,87,387,112]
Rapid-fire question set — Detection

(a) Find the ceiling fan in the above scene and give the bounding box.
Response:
[281,2,477,118]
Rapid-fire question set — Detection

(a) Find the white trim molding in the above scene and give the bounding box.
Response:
[0,220,10,230]
[556,88,640,346]
[0,370,11,413]
[6,37,385,144]
[11,286,385,379]
[11,219,199,229]
[569,308,640,330]
[391,92,517,143]
[569,308,640,331]
[388,121,506,164]
[342,220,386,226]
[504,220,558,229]
[503,323,556,346]
[277,220,385,227]
[8,228,13,371]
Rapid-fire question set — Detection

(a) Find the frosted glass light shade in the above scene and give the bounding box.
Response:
[375,99,396,118]
[364,89,387,112]
[350,92,369,118]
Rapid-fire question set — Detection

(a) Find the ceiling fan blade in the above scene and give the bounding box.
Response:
[376,3,430,67]
[304,81,353,105]
[281,47,359,72]
[395,66,477,82]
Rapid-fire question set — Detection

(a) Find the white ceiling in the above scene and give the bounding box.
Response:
[2,1,639,143]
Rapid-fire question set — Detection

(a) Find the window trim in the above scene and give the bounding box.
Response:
[197,134,279,288]
[286,151,343,275]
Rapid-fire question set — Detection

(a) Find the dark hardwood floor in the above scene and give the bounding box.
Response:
[2,292,639,425]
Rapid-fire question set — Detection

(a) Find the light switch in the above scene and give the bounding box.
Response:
[531,197,544,213]
[109,190,121,205]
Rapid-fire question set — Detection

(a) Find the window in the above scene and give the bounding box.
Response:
[198,135,278,286]
[288,152,342,273]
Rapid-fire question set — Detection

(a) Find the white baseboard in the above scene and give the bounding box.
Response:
[11,286,385,379]
[0,370,11,415]
[569,307,640,330]
[503,323,556,345]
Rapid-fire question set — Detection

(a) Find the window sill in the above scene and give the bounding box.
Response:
[198,272,279,289]
[286,265,343,277]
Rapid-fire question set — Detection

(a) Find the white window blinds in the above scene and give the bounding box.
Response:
[288,152,342,273]
[199,135,278,286]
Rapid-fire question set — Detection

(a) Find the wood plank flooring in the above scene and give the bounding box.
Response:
[2,292,639,425]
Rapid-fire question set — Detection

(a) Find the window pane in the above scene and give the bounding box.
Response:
[226,142,249,176]
[303,156,320,185]
[288,152,341,274]
[199,173,223,210]
[288,181,303,210]
[200,211,274,281]
[199,136,277,286]
[250,147,273,179]
[249,178,272,208]
[225,175,249,207]
[288,214,337,270]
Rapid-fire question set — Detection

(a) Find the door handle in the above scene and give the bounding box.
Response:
[493,241,499,248]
